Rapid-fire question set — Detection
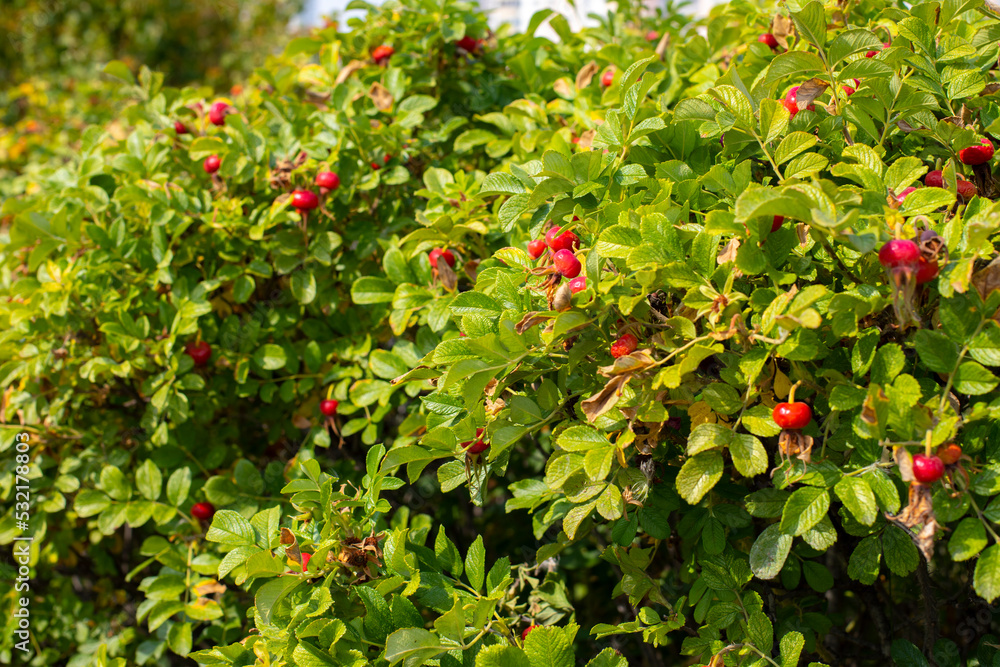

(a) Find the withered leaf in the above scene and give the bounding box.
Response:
[335,60,367,85]
[718,239,740,264]
[982,83,1000,97]
[280,527,302,564]
[553,78,574,99]
[582,375,630,422]
[972,256,1000,303]
[771,14,795,49]
[552,281,573,311]
[575,61,599,90]
[794,78,829,111]
[515,311,551,334]
[598,350,657,376]
[654,32,670,60]
[192,580,227,596]
[368,82,394,111]
[292,414,312,429]
[436,256,458,291]
[894,446,914,482]
[577,129,596,149]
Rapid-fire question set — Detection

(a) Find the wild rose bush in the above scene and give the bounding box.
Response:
[3,0,1000,666]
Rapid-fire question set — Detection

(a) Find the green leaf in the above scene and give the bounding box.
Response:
[759,98,790,144]
[949,517,987,562]
[748,610,773,654]
[900,188,955,216]
[481,172,528,196]
[834,475,877,525]
[351,277,397,304]
[913,330,959,373]
[523,625,576,667]
[475,645,532,667]
[750,524,794,580]
[384,628,445,666]
[882,525,918,576]
[975,544,1000,602]
[101,466,131,501]
[135,460,162,501]
[252,344,287,371]
[465,534,486,592]
[779,487,830,536]
[792,1,828,49]
[676,451,724,505]
[205,510,257,546]
[686,423,732,455]
[890,640,929,667]
[779,631,805,667]
[847,535,881,584]
[730,434,768,477]
[255,577,304,625]
[953,361,998,395]
[774,132,819,165]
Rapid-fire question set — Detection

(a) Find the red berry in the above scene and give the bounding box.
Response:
[912,454,945,484]
[925,170,943,188]
[300,552,312,571]
[191,501,215,522]
[957,179,977,199]
[456,35,479,52]
[315,171,340,190]
[545,226,580,252]
[782,98,800,118]
[646,30,659,41]
[527,239,547,259]
[320,399,339,416]
[758,33,778,49]
[463,428,488,454]
[568,276,587,293]
[522,625,539,640]
[208,101,230,126]
[291,189,319,211]
[373,45,394,64]
[866,42,889,58]
[897,186,917,200]
[771,215,784,232]
[552,249,581,278]
[610,333,639,359]
[843,85,856,96]
[429,248,457,268]
[174,120,189,134]
[601,70,614,87]
[371,161,381,170]
[878,239,921,269]
[959,138,994,166]
[784,86,816,115]
[936,443,962,465]
[772,401,812,430]
[384,154,391,163]
[915,257,939,284]
[186,341,212,366]
[203,155,221,174]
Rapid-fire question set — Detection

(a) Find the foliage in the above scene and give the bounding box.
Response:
[3,0,1000,666]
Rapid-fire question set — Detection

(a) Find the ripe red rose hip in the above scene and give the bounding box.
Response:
[912,454,945,484]
[300,552,312,571]
[522,625,539,640]
[545,226,580,252]
[527,239,547,259]
[915,257,939,284]
[371,161,381,170]
[601,69,614,87]
[925,170,943,188]
[291,189,319,211]
[320,399,339,416]
[203,155,221,174]
[568,276,587,293]
[463,428,488,454]
[208,101,230,126]
[429,248,456,268]
[866,42,889,58]
[878,239,921,269]
[552,249,581,278]
[186,341,212,366]
[957,179,977,199]
[174,120,189,134]
[315,171,340,190]
[936,443,962,465]
[758,33,778,49]
[456,35,479,52]
[191,501,215,522]
[373,45,394,64]
[646,30,659,41]
[959,138,994,166]
[610,333,638,359]
[783,86,815,118]
[772,401,811,430]
[897,186,917,200]
[771,215,784,232]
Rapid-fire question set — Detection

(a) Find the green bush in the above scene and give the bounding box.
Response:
[3,0,1000,665]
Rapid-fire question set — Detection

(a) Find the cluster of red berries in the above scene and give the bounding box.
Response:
[527,222,586,291]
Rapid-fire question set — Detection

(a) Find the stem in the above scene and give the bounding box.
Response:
[936,319,986,420]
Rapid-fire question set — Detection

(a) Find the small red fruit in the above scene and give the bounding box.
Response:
[552,249,581,278]
[936,443,962,465]
[208,101,230,126]
[758,34,778,49]
[545,226,580,252]
[186,341,212,366]
[320,399,339,416]
[912,454,945,484]
[522,625,539,640]
[771,215,784,232]
[865,42,890,58]
[878,239,921,269]
[957,179,977,199]
[772,401,812,430]
[456,35,479,52]
[646,30,659,41]
[315,171,341,190]
[601,69,614,87]
[191,501,215,522]
[429,248,457,268]
[203,155,221,174]
[527,239,547,259]
[959,138,994,166]
[784,86,816,117]
[568,276,587,293]
[291,189,320,211]
[463,428,488,454]
[174,121,189,134]
[300,552,312,571]
[925,170,943,188]
[915,257,939,284]
[384,154,391,163]
[897,186,917,200]
[373,45,394,65]
[610,333,639,359]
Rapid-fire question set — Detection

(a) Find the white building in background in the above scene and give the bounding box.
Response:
[299,0,726,31]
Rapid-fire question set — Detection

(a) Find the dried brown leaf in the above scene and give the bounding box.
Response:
[516,312,551,334]
[335,60,366,85]
[552,281,573,311]
[582,375,630,422]
[655,32,670,60]
[553,78,574,98]
[577,129,596,149]
[771,14,795,50]
[280,527,301,563]
[894,446,914,483]
[598,351,657,376]
[794,78,829,111]
[972,256,1000,302]
[576,61,599,90]
[436,257,458,292]
[718,239,740,264]
[368,82,394,111]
